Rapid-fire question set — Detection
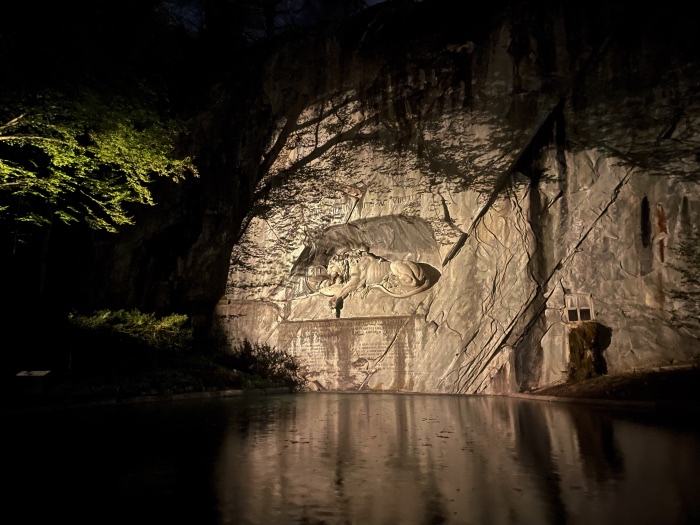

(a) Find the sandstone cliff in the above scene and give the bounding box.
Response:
[211,1,699,393]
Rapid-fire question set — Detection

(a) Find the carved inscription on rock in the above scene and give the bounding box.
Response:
[278,316,419,391]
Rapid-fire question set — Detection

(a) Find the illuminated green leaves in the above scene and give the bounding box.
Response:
[0,91,198,232]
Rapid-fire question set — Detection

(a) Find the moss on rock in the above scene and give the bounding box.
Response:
[568,322,609,382]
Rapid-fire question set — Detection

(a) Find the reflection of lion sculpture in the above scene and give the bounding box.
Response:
[314,249,433,311]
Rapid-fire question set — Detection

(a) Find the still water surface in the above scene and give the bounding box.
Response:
[6,393,700,525]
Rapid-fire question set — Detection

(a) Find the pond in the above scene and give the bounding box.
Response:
[6,393,700,525]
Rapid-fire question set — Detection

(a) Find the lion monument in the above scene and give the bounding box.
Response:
[306,249,435,314]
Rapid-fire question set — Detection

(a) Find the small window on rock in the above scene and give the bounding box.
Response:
[565,293,594,323]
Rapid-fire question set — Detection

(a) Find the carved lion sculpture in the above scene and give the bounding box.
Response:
[313,249,433,312]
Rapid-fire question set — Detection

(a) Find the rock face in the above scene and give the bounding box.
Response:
[212,1,700,393]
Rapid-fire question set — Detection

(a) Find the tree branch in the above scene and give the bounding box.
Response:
[0,135,70,144]
[0,114,27,131]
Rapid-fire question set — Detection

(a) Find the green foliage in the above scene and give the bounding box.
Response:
[68,308,194,353]
[0,91,198,232]
[217,339,307,392]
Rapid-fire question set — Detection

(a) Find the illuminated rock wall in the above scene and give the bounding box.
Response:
[213,2,700,392]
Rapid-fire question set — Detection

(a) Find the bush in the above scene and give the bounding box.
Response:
[36,312,306,401]
[568,321,609,382]
[217,339,307,392]
[68,309,193,354]
[62,309,194,381]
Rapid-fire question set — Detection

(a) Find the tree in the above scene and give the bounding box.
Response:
[671,226,700,321]
[0,90,198,233]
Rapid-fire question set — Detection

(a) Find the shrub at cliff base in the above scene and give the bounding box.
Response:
[568,321,609,382]
[53,310,305,399]
[66,309,194,374]
[213,339,307,392]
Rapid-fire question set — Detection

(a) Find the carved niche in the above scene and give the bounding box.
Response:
[288,215,442,318]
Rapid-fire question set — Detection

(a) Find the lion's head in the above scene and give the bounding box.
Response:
[326,249,366,283]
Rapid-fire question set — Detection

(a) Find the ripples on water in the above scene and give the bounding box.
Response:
[6,393,700,525]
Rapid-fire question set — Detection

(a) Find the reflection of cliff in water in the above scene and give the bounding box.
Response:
[214,395,700,525]
[5,394,699,525]
[570,408,625,482]
[514,401,568,524]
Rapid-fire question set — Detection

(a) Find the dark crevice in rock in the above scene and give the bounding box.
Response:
[505,102,567,390]
[640,195,652,248]
[441,101,565,269]
[446,99,571,393]
[639,195,654,275]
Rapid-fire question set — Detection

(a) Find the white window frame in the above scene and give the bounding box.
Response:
[564,293,594,323]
